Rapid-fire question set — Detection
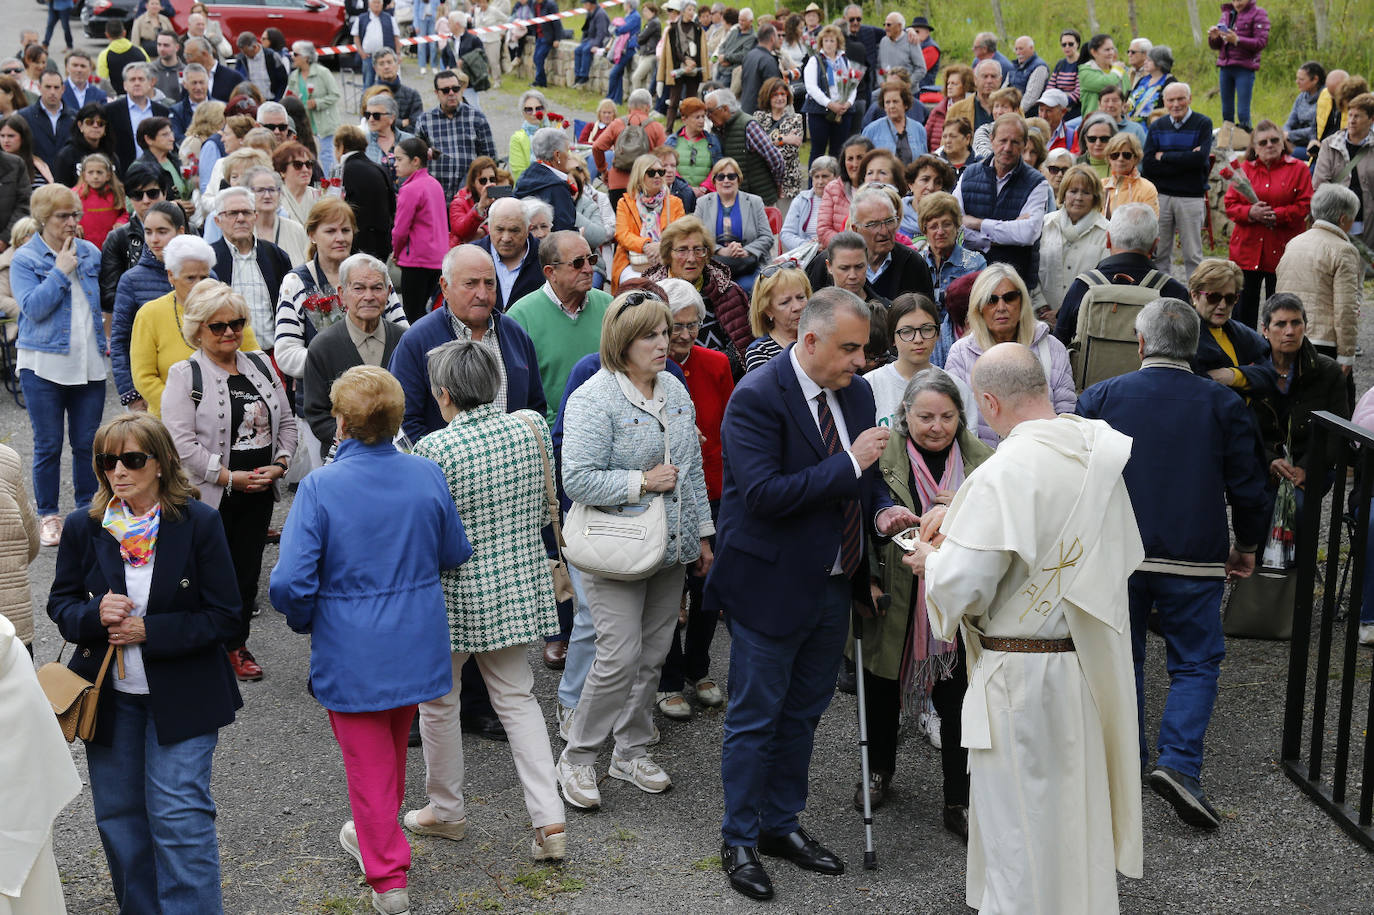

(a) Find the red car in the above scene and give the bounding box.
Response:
[167,0,350,51]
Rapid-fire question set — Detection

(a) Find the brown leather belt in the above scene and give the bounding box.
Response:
[979,635,1076,653]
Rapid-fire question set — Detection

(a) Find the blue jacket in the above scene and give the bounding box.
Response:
[270,438,472,713]
[1193,318,1278,397]
[475,234,542,311]
[1076,361,1270,572]
[111,245,172,400]
[704,345,894,637]
[582,6,611,45]
[861,114,928,159]
[20,101,76,167]
[388,306,547,443]
[47,499,242,747]
[63,80,107,113]
[11,234,103,354]
[615,10,642,54]
[513,161,578,233]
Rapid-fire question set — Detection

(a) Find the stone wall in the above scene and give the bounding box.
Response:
[511,45,616,94]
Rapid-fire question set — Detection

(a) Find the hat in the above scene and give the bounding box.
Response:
[664,0,681,10]
[1037,88,1070,109]
[803,3,821,12]
[678,97,706,118]
[910,16,934,31]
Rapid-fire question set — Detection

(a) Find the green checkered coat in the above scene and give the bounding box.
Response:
[414,405,559,653]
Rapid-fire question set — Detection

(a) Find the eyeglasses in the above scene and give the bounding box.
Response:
[1085,134,1112,144]
[1201,291,1238,307]
[263,122,291,132]
[671,245,709,258]
[671,321,701,334]
[855,215,899,232]
[758,258,800,279]
[1108,151,1136,160]
[476,174,496,185]
[1060,40,1077,48]
[644,168,666,178]
[365,111,388,121]
[286,160,313,170]
[220,209,255,220]
[524,105,545,113]
[983,290,1023,307]
[52,210,83,222]
[96,451,152,471]
[128,187,163,201]
[251,185,279,195]
[1255,136,1282,147]
[437,85,462,94]
[1045,164,1068,175]
[0,67,20,75]
[206,318,248,335]
[714,172,739,181]
[895,323,939,342]
[554,253,599,269]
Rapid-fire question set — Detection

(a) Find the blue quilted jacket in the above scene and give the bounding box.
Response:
[111,246,173,401]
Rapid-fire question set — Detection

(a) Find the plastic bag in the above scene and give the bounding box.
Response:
[1260,477,1297,570]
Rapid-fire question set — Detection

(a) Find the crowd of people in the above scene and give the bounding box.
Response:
[2,1,1373,914]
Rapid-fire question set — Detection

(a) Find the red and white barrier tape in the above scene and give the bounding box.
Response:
[316,1,626,56]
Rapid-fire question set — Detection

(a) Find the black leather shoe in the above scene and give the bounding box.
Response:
[758,827,844,875]
[460,713,508,742]
[836,659,857,695]
[408,715,422,748]
[721,844,773,901]
[853,771,892,811]
[943,804,969,844]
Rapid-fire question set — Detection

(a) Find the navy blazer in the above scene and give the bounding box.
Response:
[208,63,244,103]
[388,306,548,443]
[704,345,893,637]
[475,235,543,312]
[20,102,76,167]
[63,81,108,113]
[168,95,197,140]
[104,95,172,175]
[46,500,243,747]
[211,237,293,312]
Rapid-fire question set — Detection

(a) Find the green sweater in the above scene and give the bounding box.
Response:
[506,285,613,423]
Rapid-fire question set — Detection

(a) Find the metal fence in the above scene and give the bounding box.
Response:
[1282,410,1374,851]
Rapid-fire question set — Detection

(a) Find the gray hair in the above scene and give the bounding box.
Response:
[522,198,554,226]
[739,7,754,20]
[531,126,570,161]
[1260,292,1307,328]
[214,186,253,215]
[1311,182,1360,225]
[1080,113,1117,141]
[538,229,586,268]
[338,252,390,290]
[487,196,527,229]
[519,89,548,111]
[183,36,212,57]
[1135,298,1199,361]
[974,58,1001,78]
[627,88,653,110]
[658,277,707,322]
[705,88,739,115]
[291,40,318,63]
[124,61,155,83]
[896,367,967,439]
[1129,37,1153,53]
[1107,203,1159,254]
[181,63,208,82]
[887,12,906,28]
[810,155,840,177]
[238,164,281,190]
[798,287,871,339]
[970,344,1048,404]
[1148,45,1173,73]
[826,230,867,261]
[373,48,398,65]
[235,31,258,50]
[256,101,289,123]
[365,92,398,119]
[974,31,998,52]
[1164,81,1191,100]
[426,340,501,411]
[849,185,897,223]
[451,11,469,30]
[162,234,216,277]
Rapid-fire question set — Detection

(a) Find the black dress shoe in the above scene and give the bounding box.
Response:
[408,715,422,748]
[460,713,508,742]
[943,804,969,843]
[852,771,892,811]
[721,844,773,901]
[758,827,844,875]
[836,658,857,695]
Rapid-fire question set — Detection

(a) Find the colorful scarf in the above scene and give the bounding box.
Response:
[637,189,667,242]
[898,435,963,713]
[102,499,161,567]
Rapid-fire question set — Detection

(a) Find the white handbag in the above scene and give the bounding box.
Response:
[562,418,672,581]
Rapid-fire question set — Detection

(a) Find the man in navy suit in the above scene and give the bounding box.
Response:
[184,36,241,103]
[21,71,75,166]
[63,51,108,112]
[707,288,919,901]
[104,63,171,174]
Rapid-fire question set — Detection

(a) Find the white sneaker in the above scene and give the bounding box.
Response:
[372,887,410,914]
[39,514,62,547]
[339,820,364,874]
[557,704,575,741]
[1360,623,1374,646]
[648,722,660,746]
[609,751,672,793]
[557,754,602,809]
[925,710,943,749]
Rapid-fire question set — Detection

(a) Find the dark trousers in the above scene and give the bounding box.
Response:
[665,77,702,135]
[608,187,626,213]
[659,504,719,691]
[807,111,853,171]
[460,655,496,719]
[606,54,630,103]
[532,38,555,87]
[219,488,275,651]
[399,266,442,324]
[1237,269,1275,330]
[721,575,849,846]
[44,7,73,49]
[1313,341,1357,413]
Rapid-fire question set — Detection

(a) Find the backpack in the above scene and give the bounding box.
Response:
[189,351,276,408]
[613,120,652,165]
[1070,268,1172,392]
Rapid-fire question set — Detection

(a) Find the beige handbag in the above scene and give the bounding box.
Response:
[518,413,575,603]
[37,643,119,742]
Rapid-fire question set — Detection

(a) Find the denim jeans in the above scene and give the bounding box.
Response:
[415,15,437,69]
[1127,571,1226,779]
[556,566,595,709]
[361,55,377,88]
[44,7,73,49]
[1219,65,1257,128]
[19,369,104,516]
[533,38,554,87]
[86,693,223,914]
[574,40,596,82]
[606,54,630,103]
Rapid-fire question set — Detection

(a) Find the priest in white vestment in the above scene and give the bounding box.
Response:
[906,343,1144,915]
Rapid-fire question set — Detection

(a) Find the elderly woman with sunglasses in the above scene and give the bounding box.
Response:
[1076,113,1116,180]
[1189,257,1278,398]
[162,279,296,683]
[942,264,1076,446]
[614,153,685,291]
[509,90,549,183]
[273,141,321,227]
[1101,132,1157,219]
[694,156,774,294]
[363,93,414,187]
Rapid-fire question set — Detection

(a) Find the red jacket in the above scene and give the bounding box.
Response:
[1224,154,1312,273]
[78,186,128,249]
[448,187,486,247]
[677,344,734,500]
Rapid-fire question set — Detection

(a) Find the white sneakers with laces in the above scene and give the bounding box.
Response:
[609,751,672,793]
[557,755,602,809]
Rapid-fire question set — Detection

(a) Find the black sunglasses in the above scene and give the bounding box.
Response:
[1045,164,1068,175]
[645,168,666,178]
[1201,291,1238,306]
[264,122,292,132]
[555,253,599,270]
[1108,150,1136,160]
[286,160,313,170]
[1085,134,1112,143]
[365,111,388,120]
[984,290,1023,306]
[437,85,462,94]
[619,291,653,311]
[128,187,163,201]
[758,258,800,279]
[715,172,739,181]
[97,451,152,471]
[206,318,248,335]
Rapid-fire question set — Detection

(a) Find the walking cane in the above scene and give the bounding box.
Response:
[852,594,888,870]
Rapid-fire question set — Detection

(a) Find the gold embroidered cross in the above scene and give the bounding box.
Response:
[1018,538,1083,622]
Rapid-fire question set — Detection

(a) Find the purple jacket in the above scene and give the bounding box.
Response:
[942,321,1077,447]
[1209,3,1270,71]
[392,167,449,270]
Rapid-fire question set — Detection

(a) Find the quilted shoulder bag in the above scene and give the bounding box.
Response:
[563,415,672,581]
[517,413,576,603]
[37,643,119,743]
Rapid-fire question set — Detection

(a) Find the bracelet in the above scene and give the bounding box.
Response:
[272,460,289,473]
[223,470,233,497]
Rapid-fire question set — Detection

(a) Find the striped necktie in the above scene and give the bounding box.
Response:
[815,392,863,577]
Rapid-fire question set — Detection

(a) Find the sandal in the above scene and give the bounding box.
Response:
[532,824,566,861]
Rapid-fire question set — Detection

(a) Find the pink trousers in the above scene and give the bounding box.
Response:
[328,706,416,893]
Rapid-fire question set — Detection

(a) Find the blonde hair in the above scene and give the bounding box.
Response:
[181,278,251,347]
[968,264,1035,350]
[29,183,79,226]
[8,216,37,249]
[75,153,124,211]
[599,291,674,374]
[304,196,357,258]
[748,266,812,337]
[220,147,271,186]
[330,365,405,444]
[627,153,666,197]
[1104,130,1142,164]
[816,24,845,51]
[1056,163,1103,209]
[709,156,742,182]
[187,99,226,141]
[88,413,197,521]
[1188,257,1243,296]
[916,191,962,234]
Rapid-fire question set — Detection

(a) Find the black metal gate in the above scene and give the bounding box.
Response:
[1282,411,1374,851]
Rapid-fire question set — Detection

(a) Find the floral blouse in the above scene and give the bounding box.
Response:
[757,109,805,199]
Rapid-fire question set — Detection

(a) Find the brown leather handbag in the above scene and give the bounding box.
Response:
[37,644,119,742]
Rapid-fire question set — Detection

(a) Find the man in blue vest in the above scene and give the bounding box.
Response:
[353,0,399,89]
[971,31,1012,80]
[952,113,1051,290]
[1009,36,1048,114]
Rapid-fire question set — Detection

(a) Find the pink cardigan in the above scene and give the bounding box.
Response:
[392,167,449,270]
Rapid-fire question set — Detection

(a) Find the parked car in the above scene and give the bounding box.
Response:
[84,0,349,52]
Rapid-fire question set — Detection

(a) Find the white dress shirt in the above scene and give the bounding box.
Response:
[790,345,863,575]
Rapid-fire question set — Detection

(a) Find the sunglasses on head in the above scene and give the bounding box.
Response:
[758,258,800,280]
[984,290,1023,307]
[1108,150,1135,160]
[206,318,248,335]
[620,291,654,311]
[96,451,152,472]
[128,187,162,201]
[1201,291,1238,307]
[555,253,599,269]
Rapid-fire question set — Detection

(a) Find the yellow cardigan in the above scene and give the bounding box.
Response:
[130,291,260,416]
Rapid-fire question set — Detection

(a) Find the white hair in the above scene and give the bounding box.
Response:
[522,198,554,224]
[291,40,318,63]
[339,252,390,289]
[256,101,288,123]
[1129,38,1153,53]
[163,235,216,277]
[705,88,739,114]
[658,277,707,322]
[214,186,253,215]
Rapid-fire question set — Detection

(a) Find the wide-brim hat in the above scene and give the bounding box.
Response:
[803,3,822,12]
[911,17,934,31]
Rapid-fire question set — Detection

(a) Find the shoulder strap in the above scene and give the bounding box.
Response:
[244,351,274,382]
[189,358,204,407]
[1139,269,1171,292]
[1333,144,1370,186]
[516,412,566,549]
